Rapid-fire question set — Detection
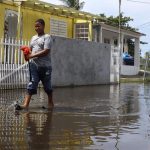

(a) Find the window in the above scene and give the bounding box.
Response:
[50,18,67,37]
[114,39,118,46]
[104,38,110,44]
[4,10,18,64]
[4,10,18,38]
[75,23,89,40]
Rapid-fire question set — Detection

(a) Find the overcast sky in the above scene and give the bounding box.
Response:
[41,0,150,56]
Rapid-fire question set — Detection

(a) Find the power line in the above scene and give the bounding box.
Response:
[127,0,150,4]
[137,21,150,28]
[126,0,150,28]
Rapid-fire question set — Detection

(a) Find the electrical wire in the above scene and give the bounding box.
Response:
[127,0,150,4]
[136,22,150,28]
[126,0,150,29]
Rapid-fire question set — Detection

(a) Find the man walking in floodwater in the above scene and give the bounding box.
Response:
[16,19,53,110]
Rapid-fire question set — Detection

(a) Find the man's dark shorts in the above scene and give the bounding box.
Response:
[27,62,52,95]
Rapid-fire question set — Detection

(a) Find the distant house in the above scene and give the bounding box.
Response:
[92,23,145,75]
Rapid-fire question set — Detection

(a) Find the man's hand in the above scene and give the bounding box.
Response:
[24,53,33,61]
[20,46,50,61]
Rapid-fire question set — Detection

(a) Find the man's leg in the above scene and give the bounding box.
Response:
[22,94,32,108]
[15,94,32,110]
[47,91,54,108]
[41,66,53,108]
[24,62,39,108]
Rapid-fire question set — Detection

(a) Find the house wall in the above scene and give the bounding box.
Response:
[51,36,112,86]
[21,8,73,40]
[121,65,139,75]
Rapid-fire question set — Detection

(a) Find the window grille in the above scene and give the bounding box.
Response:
[75,23,89,41]
[50,18,67,37]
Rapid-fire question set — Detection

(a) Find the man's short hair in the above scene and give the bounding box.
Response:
[35,19,45,26]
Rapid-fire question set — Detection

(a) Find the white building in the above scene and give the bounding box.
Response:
[93,23,145,75]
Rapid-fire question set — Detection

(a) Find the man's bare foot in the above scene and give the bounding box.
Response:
[15,104,28,110]
[21,105,29,109]
[15,104,22,110]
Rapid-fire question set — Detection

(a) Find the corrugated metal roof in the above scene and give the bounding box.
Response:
[9,0,105,21]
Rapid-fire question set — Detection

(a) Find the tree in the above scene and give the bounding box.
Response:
[98,13,147,57]
[59,0,85,10]
[99,13,138,31]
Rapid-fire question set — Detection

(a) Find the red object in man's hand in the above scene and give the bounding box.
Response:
[20,46,31,55]
[20,46,31,61]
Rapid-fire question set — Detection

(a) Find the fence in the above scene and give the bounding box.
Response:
[0,37,29,89]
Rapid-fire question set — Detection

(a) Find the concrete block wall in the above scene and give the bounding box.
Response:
[51,36,112,87]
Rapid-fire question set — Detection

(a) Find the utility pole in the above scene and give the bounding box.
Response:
[17,1,21,40]
[119,0,122,80]
[14,0,25,39]
[118,0,121,50]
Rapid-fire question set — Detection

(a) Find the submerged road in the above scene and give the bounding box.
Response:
[0,83,150,150]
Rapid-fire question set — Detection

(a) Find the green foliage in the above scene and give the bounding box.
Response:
[99,13,138,31]
[98,13,148,57]
[59,0,85,10]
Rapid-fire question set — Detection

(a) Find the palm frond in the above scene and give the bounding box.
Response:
[59,0,85,10]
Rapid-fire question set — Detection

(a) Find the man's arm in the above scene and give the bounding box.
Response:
[25,35,51,61]
[25,49,50,61]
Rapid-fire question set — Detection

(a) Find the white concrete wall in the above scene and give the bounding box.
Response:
[121,65,139,75]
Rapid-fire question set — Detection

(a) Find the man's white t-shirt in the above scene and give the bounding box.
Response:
[30,34,52,67]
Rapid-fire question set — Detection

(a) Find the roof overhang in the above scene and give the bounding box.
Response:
[1,0,106,21]
[94,22,146,38]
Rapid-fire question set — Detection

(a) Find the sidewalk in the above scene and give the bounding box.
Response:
[120,70,146,83]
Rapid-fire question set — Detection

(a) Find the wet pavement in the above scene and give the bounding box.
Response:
[0,83,150,150]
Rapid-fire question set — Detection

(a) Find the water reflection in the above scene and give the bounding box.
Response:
[24,111,53,150]
[0,83,150,149]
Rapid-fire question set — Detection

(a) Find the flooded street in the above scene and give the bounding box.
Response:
[0,83,150,150]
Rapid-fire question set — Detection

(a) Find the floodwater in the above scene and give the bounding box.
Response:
[0,83,150,150]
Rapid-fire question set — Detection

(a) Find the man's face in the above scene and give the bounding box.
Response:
[35,22,44,34]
